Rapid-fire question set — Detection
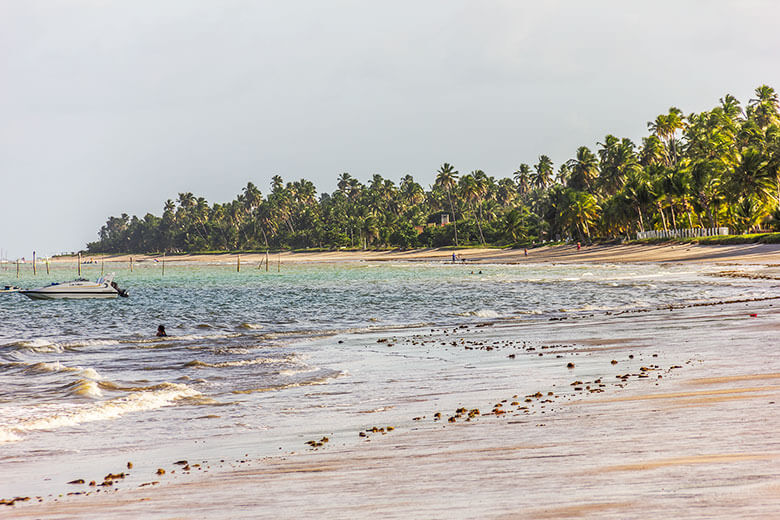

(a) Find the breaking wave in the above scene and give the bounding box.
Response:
[26,361,102,380]
[0,383,200,444]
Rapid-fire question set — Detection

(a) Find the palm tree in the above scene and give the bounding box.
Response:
[435,163,460,245]
[726,148,774,204]
[639,135,664,166]
[622,171,653,231]
[513,164,532,195]
[460,172,487,244]
[598,136,638,196]
[689,159,722,227]
[561,190,600,241]
[730,196,766,233]
[532,155,554,189]
[566,146,599,193]
[495,178,517,206]
[748,85,779,129]
[503,208,529,243]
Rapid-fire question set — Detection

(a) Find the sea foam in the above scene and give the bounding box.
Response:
[0,382,200,443]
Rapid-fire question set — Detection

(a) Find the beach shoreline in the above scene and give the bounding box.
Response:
[48,242,780,266]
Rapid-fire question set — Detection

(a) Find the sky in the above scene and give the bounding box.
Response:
[1,0,779,258]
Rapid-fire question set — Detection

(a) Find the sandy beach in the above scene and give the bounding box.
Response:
[51,243,780,267]
[3,246,780,519]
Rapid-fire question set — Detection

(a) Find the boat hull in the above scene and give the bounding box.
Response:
[21,290,118,300]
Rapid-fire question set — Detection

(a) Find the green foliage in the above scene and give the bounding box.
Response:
[87,85,780,253]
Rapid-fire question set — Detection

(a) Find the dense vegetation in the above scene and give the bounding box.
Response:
[88,86,780,253]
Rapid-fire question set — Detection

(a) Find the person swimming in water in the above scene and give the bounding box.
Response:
[156,325,167,337]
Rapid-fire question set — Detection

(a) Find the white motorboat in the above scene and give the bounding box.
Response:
[20,274,128,300]
[0,285,22,293]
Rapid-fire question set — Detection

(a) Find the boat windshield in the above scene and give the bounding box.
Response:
[96,273,115,284]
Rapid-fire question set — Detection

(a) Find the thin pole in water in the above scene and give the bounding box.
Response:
[32,251,36,276]
[16,259,19,278]
[46,257,50,275]
[162,253,165,276]
[130,256,133,272]
[78,252,82,276]
[278,252,281,273]
[237,254,241,273]
[266,250,269,272]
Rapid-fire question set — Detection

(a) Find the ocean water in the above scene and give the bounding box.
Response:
[0,260,775,499]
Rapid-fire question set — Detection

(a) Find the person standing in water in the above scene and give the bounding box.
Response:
[156,325,167,337]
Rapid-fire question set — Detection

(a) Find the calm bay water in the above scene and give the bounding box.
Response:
[0,260,774,499]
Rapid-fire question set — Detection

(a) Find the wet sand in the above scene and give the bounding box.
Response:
[51,242,780,266]
[5,296,780,518]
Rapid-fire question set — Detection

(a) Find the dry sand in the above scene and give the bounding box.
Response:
[52,243,780,266]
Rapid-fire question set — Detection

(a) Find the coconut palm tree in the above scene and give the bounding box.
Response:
[726,148,774,205]
[460,172,486,244]
[513,164,532,195]
[566,146,599,193]
[532,155,554,189]
[561,190,600,241]
[748,85,779,129]
[503,207,529,243]
[622,171,653,232]
[435,163,460,245]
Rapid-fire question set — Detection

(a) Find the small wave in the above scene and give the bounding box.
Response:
[26,361,102,380]
[516,309,543,315]
[458,309,500,318]
[184,355,297,369]
[65,379,103,398]
[5,339,63,353]
[279,367,319,377]
[237,323,264,330]
[0,430,22,443]
[0,383,200,443]
[97,381,198,393]
[130,332,242,344]
[61,339,120,349]
[563,304,616,312]
[169,333,242,341]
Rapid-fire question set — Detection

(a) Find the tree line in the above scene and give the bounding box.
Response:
[88,86,780,253]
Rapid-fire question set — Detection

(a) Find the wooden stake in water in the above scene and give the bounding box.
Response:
[78,252,82,276]
[278,252,281,273]
[32,251,36,275]
[130,256,133,272]
[237,254,241,273]
[266,250,269,272]
[162,253,165,276]
[16,259,19,278]
[46,258,50,275]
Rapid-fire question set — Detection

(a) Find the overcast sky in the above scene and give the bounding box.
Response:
[1,1,779,258]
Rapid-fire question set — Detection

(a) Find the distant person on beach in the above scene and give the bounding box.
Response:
[452,252,456,262]
[524,248,528,256]
[156,325,167,337]
[577,242,581,251]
